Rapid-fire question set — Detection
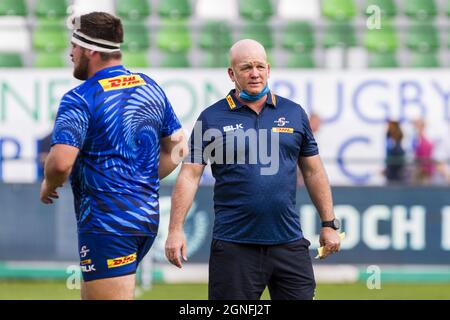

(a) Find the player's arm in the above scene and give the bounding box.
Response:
[159,129,188,180]
[298,154,340,258]
[165,163,205,268]
[40,144,79,204]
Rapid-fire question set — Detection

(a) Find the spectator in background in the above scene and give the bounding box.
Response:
[432,124,450,185]
[412,119,435,185]
[384,120,406,184]
[309,112,322,134]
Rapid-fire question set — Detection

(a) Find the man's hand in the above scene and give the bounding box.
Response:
[40,179,59,204]
[165,230,188,268]
[318,228,341,259]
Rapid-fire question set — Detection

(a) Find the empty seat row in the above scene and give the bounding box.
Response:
[1,0,450,21]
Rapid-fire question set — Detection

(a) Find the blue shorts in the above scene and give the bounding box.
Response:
[78,233,155,282]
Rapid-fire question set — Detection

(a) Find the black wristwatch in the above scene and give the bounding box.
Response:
[321,218,340,230]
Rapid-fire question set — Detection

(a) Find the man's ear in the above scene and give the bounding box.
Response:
[227,67,235,82]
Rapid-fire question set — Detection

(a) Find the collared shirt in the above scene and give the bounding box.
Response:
[52,65,181,236]
[187,89,318,244]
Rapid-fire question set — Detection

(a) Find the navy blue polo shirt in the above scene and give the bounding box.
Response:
[187,89,318,244]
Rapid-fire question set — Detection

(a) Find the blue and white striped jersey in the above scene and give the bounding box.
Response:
[52,65,181,236]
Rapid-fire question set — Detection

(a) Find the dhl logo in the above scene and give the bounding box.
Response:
[98,75,145,92]
[226,95,236,109]
[80,259,92,266]
[107,252,137,269]
[272,127,294,133]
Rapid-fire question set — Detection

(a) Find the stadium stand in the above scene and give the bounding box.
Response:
[0,0,28,16]
[158,0,192,19]
[116,0,151,20]
[0,0,449,68]
[364,0,397,17]
[239,0,274,21]
[34,0,68,20]
[278,0,321,20]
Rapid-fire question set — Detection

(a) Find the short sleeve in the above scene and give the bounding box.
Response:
[51,92,90,149]
[185,112,208,165]
[161,96,182,138]
[299,107,319,157]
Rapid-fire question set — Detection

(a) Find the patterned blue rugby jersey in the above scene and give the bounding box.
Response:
[52,65,182,236]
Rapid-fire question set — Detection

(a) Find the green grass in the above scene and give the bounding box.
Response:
[1,281,450,300]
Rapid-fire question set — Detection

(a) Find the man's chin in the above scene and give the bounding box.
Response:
[73,71,87,81]
[245,89,262,95]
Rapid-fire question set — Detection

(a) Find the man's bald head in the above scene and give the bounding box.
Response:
[229,39,267,67]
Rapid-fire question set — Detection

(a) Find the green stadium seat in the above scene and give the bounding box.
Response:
[323,22,357,48]
[0,0,27,16]
[199,21,233,50]
[122,51,150,68]
[33,20,68,53]
[201,52,229,68]
[0,53,23,67]
[368,52,398,68]
[156,21,192,53]
[34,52,66,67]
[364,21,398,52]
[322,0,356,20]
[410,52,440,68]
[239,0,274,21]
[240,23,273,49]
[116,0,151,20]
[286,52,316,68]
[35,0,67,19]
[158,0,192,19]
[406,22,439,53]
[282,21,315,53]
[364,0,397,17]
[160,52,190,68]
[122,21,150,52]
[404,0,437,20]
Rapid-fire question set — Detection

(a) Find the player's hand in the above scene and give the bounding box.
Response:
[40,179,59,204]
[165,230,188,268]
[318,227,341,259]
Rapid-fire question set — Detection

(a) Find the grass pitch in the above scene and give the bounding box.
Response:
[0,281,449,300]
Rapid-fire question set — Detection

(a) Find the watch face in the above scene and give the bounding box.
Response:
[322,219,340,229]
[333,219,341,230]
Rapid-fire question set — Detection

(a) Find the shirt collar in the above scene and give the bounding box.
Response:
[91,64,127,79]
[225,89,277,111]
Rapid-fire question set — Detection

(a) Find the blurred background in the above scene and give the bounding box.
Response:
[0,0,449,299]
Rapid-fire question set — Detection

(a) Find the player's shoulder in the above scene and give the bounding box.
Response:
[60,82,91,106]
[134,72,155,85]
[132,71,168,97]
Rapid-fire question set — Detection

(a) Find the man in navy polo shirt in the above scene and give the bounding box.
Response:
[165,39,341,300]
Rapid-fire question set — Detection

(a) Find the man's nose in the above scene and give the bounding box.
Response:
[249,67,259,77]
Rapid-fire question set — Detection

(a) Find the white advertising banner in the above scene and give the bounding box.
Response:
[0,69,449,185]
